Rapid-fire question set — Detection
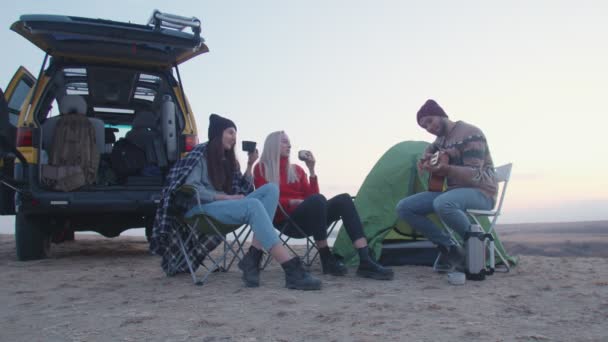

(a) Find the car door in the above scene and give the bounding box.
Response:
[0,66,36,215]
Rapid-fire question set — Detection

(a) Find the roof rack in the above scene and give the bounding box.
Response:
[147,9,201,37]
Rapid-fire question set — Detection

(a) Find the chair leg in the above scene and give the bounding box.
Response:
[205,237,247,274]
[261,219,329,269]
[222,232,250,270]
[301,235,319,267]
[202,220,252,273]
[467,214,511,272]
[307,220,340,265]
[494,246,511,272]
[306,239,312,265]
[261,233,296,270]
[222,227,252,272]
[185,227,251,285]
[170,217,256,286]
[261,251,273,270]
[176,235,204,285]
[432,252,442,272]
[488,240,495,271]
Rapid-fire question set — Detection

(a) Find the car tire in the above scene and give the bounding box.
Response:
[15,214,51,261]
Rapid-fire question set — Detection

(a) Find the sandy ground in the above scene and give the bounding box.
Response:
[1,222,608,342]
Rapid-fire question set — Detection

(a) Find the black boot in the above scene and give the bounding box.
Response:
[281,257,322,291]
[238,246,264,287]
[440,244,465,272]
[319,246,348,276]
[356,246,394,280]
[434,247,452,273]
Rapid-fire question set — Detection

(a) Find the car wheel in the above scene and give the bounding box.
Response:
[15,214,51,261]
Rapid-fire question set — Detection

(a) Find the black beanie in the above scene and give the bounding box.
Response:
[208,113,237,142]
[417,99,448,126]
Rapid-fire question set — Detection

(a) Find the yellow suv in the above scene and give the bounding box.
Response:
[0,11,207,260]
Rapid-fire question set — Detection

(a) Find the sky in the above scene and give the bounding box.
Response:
[1,1,607,228]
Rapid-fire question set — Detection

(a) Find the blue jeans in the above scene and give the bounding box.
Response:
[187,183,281,250]
[395,188,493,248]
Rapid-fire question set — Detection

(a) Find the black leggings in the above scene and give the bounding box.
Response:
[279,193,365,243]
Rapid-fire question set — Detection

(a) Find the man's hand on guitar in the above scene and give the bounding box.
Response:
[424,151,449,192]
[417,158,427,172]
[420,151,449,175]
[417,152,434,172]
[428,156,450,176]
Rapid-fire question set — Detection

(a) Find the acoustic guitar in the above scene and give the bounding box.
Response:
[426,151,449,192]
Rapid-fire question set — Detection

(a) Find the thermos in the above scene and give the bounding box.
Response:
[465,224,487,280]
[160,95,178,162]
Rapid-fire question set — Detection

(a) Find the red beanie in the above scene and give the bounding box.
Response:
[417,99,448,126]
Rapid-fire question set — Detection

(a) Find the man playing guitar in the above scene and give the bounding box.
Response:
[396,99,498,272]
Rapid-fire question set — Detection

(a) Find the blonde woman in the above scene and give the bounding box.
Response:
[253,131,394,280]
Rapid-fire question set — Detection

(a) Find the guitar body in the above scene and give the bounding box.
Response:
[427,151,449,192]
[428,173,445,192]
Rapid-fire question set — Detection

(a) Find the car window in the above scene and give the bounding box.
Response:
[42,99,60,119]
[64,68,88,96]
[106,124,131,140]
[7,80,32,126]
[135,74,161,102]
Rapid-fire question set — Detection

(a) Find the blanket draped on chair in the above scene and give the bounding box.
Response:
[149,143,220,274]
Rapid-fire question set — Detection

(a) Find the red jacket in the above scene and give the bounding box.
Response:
[253,157,319,223]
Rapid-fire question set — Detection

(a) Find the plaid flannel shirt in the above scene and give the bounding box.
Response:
[149,142,254,275]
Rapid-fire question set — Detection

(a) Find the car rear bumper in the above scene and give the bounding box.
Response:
[16,189,162,216]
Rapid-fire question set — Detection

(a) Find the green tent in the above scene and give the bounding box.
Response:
[332,141,517,267]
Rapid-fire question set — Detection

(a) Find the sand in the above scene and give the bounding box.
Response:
[1,221,608,342]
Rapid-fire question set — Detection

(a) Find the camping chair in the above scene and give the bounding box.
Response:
[465,163,513,272]
[433,163,513,273]
[165,185,253,285]
[262,203,341,269]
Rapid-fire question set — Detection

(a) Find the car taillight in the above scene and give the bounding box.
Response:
[183,134,199,152]
[16,128,33,147]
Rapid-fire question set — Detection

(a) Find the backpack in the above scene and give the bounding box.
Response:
[111,138,146,179]
[47,113,99,189]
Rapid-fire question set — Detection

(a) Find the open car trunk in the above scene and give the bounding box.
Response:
[11,14,208,68]
[34,64,184,192]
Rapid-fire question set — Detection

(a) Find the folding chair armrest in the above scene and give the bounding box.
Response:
[467,209,498,216]
[177,184,196,195]
[178,184,202,206]
[169,185,205,215]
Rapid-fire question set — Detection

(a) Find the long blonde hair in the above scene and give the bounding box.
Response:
[259,131,298,184]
